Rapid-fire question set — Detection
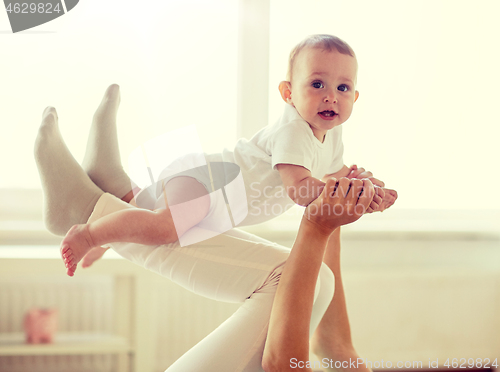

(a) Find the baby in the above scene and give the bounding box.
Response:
[58,34,397,276]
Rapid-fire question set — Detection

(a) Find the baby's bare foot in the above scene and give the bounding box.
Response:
[82,246,110,268]
[60,224,95,276]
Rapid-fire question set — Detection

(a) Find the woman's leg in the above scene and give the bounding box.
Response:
[81,84,134,199]
[87,193,335,372]
[263,178,375,372]
[34,107,104,236]
[263,216,333,371]
[310,228,372,372]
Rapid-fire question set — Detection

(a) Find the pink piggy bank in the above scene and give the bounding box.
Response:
[24,308,58,344]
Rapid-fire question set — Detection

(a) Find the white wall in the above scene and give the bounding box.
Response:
[268,0,500,210]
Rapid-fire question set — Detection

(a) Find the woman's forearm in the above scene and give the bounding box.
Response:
[263,216,334,366]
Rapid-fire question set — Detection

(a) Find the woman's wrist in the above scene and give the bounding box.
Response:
[300,214,337,239]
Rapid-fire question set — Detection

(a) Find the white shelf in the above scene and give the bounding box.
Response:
[0,332,131,356]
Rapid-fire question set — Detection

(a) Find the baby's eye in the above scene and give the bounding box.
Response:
[337,84,349,92]
[312,81,324,89]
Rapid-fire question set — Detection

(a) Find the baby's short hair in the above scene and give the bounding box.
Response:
[287,34,356,81]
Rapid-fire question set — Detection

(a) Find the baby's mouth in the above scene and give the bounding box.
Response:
[318,110,337,118]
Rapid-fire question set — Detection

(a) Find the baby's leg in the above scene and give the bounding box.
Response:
[34,107,103,236]
[62,176,210,276]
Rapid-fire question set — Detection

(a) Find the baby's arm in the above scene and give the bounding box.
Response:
[275,164,326,207]
[276,163,383,212]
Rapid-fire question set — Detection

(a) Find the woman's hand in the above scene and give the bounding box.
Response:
[304,177,375,235]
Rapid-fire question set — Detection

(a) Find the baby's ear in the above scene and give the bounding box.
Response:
[278,81,293,104]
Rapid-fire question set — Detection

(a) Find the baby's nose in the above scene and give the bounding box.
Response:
[323,95,337,103]
[323,90,337,103]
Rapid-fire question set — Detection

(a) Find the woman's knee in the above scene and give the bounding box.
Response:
[317,263,335,301]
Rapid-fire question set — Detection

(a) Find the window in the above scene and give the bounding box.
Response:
[2,0,499,218]
[0,0,238,189]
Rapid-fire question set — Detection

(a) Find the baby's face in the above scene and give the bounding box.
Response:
[289,47,359,141]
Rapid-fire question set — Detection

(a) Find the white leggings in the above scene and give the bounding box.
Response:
[88,193,335,372]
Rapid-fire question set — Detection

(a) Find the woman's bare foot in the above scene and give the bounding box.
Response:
[60,224,95,276]
[310,334,372,372]
[81,246,110,268]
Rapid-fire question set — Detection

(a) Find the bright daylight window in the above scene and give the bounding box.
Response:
[1,0,499,230]
[0,0,238,190]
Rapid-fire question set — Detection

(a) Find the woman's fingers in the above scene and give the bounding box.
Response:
[375,186,385,199]
[356,179,375,214]
[373,194,383,205]
[367,194,383,213]
[305,177,379,230]
[324,177,339,198]
[333,177,352,200]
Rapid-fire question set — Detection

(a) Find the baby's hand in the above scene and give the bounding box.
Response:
[378,188,398,212]
[363,187,398,214]
[362,186,385,214]
[347,164,385,187]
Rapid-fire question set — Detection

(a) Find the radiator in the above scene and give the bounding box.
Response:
[0,275,116,372]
